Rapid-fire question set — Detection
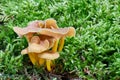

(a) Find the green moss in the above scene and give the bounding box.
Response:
[0,0,120,79]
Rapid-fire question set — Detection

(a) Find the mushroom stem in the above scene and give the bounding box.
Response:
[28,53,38,65]
[46,39,59,72]
[46,59,52,72]
[58,37,65,52]
[39,58,45,65]
[52,40,59,52]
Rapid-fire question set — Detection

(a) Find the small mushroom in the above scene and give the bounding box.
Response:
[21,36,55,54]
[45,18,58,29]
[38,51,59,71]
[21,36,48,54]
[39,51,59,60]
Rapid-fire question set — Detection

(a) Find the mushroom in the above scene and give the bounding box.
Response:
[13,18,76,72]
[38,51,59,71]
[21,36,53,54]
[13,26,75,39]
[45,18,58,29]
[21,35,56,66]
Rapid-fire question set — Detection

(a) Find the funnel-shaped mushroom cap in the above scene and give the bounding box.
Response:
[21,40,49,54]
[28,20,44,28]
[28,41,49,53]
[13,19,76,39]
[13,20,43,37]
[37,27,76,38]
[13,26,75,39]
[21,36,55,54]
[13,18,76,39]
[29,36,50,53]
[65,27,76,37]
[38,51,59,60]
[45,18,58,29]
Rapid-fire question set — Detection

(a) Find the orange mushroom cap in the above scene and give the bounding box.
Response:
[13,19,75,39]
[38,51,60,60]
[45,18,58,29]
[21,36,55,54]
[13,26,75,39]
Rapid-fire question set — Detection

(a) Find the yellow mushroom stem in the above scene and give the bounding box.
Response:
[28,53,38,65]
[52,40,59,52]
[46,59,52,72]
[46,40,59,72]
[58,37,65,52]
[39,58,45,65]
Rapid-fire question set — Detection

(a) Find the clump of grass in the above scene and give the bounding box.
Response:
[0,0,120,79]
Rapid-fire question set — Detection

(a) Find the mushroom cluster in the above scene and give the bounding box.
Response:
[13,18,75,72]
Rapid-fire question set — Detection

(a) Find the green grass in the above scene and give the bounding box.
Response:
[0,0,120,79]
